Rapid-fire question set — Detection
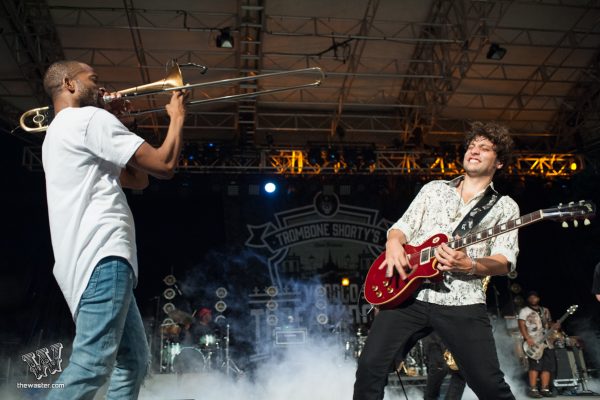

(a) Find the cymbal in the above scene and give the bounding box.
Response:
[167,309,193,324]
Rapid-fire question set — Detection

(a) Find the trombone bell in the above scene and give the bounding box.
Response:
[103,63,184,102]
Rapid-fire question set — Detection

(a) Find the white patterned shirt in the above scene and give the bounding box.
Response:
[518,306,552,347]
[388,176,520,306]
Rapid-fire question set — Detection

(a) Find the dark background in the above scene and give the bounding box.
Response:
[1,130,599,376]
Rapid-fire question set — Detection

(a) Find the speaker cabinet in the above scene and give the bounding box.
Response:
[553,347,587,387]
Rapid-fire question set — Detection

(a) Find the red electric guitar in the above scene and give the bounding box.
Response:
[364,200,595,309]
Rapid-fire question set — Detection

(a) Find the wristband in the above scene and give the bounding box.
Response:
[467,257,477,275]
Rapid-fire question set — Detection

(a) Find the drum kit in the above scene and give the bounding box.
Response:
[344,325,368,361]
[343,324,427,376]
[547,329,581,349]
[159,309,242,375]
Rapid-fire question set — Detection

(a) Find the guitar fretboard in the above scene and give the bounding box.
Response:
[449,210,542,250]
[409,210,543,264]
[402,200,593,265]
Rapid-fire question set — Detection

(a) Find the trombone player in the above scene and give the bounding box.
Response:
[42,60,186,400]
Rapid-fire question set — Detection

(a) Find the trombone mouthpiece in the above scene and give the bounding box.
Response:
[103,94,117,104]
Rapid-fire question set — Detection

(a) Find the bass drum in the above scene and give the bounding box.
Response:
[172,347,207,374]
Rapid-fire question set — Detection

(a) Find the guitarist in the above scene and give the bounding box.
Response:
[353,122,519,400]
[518,291,558,398]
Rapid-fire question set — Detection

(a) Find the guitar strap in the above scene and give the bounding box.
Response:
[423,183,500,294]
[452,184,501,238]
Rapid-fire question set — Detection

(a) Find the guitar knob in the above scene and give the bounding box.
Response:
[387,287,394,294]
[573,220,579,227]
[371,285,379,291]
[375,291,383,298]
[562,221,568,228]
[382,281,389,287]
[584,218,591,226]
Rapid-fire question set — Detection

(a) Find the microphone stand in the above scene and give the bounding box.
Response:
[492,284,501,319]
[223,324,243,377]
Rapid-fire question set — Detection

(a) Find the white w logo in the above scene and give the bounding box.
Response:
[21,343,63,380]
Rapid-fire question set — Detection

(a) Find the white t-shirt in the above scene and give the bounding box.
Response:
[42,106,145,317]
[518,305,552,345]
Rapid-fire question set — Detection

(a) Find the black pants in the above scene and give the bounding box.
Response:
[423,333,466,400]
[353,300,515,400]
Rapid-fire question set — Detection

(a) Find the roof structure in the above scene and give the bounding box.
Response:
[1,0,599,174]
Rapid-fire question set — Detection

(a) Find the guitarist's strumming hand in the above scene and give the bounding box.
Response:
[380,230,411,279]
[525,336,536,347]
[434,242,474,274]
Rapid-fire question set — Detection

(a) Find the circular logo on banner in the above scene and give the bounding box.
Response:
[314,193,339,218]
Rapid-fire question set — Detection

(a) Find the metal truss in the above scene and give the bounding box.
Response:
[237,0,265,146]
[155,149,588,177]
[549,48,600,152]
[396,0,512,146]
[0,0,64,106]
[23,144,581,178]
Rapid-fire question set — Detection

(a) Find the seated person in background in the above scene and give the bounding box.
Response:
[518,291,558,398]
[423,332,466,400]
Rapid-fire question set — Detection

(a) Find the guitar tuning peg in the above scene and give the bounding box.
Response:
[562,221,569,228]
[573,220,579,228]
[569,201,574,205]
[584,218,591,226]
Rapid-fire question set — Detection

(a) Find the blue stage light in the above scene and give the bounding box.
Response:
[264,182,277,194]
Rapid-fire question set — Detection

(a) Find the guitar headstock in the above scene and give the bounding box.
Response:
[541,200,596,228]
[567,304,578,315]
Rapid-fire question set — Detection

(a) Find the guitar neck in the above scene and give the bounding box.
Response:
[448,210,543,251]
[540,310,572,341]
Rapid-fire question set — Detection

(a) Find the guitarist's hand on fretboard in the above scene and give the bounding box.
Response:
[434,242,472,274]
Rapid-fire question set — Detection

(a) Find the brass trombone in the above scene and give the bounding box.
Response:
[19,64,324,133]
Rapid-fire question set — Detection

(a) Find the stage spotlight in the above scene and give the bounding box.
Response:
[308,147,323,165]
[216,27,234,48]
[203,142,218,162]
[486,43,507,60]
[570,161,578,171]
[266,286,278,297]
[162,302,176,314]
[215,287,228,299]
[264,182,277,194]
[341,277,350,287]
[362,147,377,172]
[181,143,199,165]
[510,283,522,294]
[327,147,339,163]
[343,147,358,170]
[316,313,329,325]
[266,300,278,311]
[163,275,176,286]
[163,288,176,300]
[215,300,227,313]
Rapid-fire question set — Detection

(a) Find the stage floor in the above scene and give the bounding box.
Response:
[134,372,600,400]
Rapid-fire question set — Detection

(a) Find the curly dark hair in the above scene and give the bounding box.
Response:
[464,121,514,166]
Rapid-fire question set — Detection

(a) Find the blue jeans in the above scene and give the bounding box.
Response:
[47,256,149,400]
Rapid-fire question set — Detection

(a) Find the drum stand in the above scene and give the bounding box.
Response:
[222,324,243,377]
